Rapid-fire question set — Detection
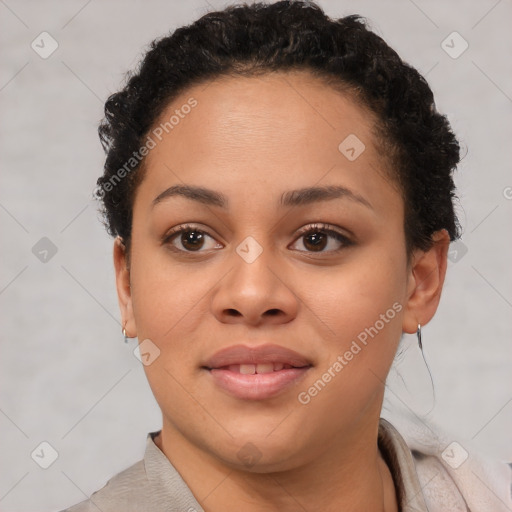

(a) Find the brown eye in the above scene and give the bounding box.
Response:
[291,224,353,253]
[302,231,328,252]
[164,224,223,253]
[178,230,205,251]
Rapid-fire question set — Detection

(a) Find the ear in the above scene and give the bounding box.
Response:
[402,229,450,334]
[113,237,136,338]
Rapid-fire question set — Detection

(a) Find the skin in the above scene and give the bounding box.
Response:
[114,70,449,512]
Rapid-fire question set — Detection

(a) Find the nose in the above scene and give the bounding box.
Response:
[210,243,299,327]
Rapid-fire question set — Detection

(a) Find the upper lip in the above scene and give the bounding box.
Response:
[203,344,312,369]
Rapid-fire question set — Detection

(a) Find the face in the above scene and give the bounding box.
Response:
[115,70,448,472]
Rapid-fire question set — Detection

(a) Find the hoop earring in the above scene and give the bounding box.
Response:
[122,323,128,343]
[417,323,423,351]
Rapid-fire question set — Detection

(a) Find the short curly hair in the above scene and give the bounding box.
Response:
[96,0,461,255]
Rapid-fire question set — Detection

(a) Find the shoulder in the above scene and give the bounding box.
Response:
[60,432,204,512]
[411,449,512,512]
[381,415,512,512]
[60,459,151,512]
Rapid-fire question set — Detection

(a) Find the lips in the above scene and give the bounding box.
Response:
[203,344,312,400]
[203,344,312,370]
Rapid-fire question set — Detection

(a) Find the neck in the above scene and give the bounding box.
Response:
[155,418,399,512]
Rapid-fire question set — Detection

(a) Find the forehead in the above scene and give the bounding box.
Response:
[150,70,376,157]
[137,70,400,215]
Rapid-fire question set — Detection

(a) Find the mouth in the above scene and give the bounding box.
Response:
[202,344,313,400]
[219,362,302,374]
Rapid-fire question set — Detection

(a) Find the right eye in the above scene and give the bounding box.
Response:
[163,224,224,253]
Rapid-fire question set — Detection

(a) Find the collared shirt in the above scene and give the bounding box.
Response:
[62,418,511,512]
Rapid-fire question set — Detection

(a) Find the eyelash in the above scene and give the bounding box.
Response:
[163,222,353,254]
[295,223,353,251]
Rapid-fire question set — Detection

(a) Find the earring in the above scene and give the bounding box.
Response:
[122,323,128,343]
[416,322,435,410]
[417,323,423,351]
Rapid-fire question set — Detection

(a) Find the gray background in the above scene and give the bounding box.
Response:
[1,0,511,510]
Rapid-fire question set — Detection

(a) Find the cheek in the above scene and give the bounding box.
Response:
[129,241,208,336]
[128,249,225,400]
[302,247,407,342]
[129,250,209,409]
[295,247,406,405]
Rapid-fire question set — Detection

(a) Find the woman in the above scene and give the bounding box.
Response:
[63,1,511,510]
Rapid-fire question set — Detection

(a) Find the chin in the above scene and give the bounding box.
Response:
[218,443,302,474]
[206,427,306,473]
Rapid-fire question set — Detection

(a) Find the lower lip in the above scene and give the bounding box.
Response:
[207,367,311,400]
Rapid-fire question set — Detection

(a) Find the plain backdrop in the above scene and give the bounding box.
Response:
[1,0,511,510]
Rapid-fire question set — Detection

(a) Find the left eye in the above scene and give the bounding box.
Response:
[290,225,352,253]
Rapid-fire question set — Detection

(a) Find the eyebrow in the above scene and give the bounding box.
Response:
[152,184,373,210]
